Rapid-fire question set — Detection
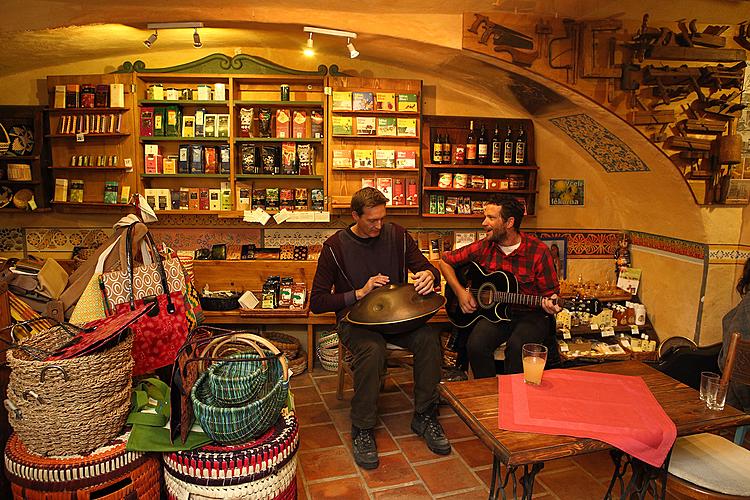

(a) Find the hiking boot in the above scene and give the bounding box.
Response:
[411,408,451,455]
[352,426,379,469]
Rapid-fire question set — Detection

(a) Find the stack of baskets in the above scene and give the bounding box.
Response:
[4,431,161,500]
[5,324,134,456]
[317,330,351,372]
[262,331,307,376]
[163,413,299,499]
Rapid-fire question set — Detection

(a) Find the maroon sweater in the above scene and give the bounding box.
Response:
[310,223,439,322]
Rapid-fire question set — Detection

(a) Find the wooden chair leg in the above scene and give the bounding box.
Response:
[336,342,345,400]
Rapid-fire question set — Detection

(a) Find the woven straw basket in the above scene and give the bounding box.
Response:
[190,334,290,445]
[6,326,134,456]
[5,431,161,500]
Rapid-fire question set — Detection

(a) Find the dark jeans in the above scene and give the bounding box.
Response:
[466,312,551,378]
[338,321,442,429]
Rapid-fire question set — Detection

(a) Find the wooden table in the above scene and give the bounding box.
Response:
[438,360,750,500]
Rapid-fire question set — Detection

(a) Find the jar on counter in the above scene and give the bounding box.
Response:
[147,84,164,100]
[165,87,180,101]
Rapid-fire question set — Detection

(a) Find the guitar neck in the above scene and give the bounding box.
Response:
[493,291,551,308]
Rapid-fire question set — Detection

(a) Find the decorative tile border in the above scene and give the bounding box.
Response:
[25,229,111,252]
[0,228,25,252]
[708,245,750,264]
[533,231,622,258]
[627,231,706,260]
[150,228,261,251]
[263,228,339,248]
[548,114,650,173]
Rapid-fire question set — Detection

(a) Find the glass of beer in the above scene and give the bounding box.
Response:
[522,343,548,385]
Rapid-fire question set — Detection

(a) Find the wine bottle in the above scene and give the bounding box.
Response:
[442,131,452,165]
[432,131,443,164]
[465,120,477,164]
[477,123,489,164]
[514,126,527,165]
[491,123,502,165]
[503,126,514,166]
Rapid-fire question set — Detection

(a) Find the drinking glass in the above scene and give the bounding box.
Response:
[522,343,548,385]
[705,377,728,411]
[699,371,720,401]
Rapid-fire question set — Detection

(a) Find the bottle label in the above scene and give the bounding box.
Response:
[492,144,502,163]
[515,143,525,164]
[442,145,451,164]
[433,144,442,163]
[503,142,513,164]
[478,144,488,157]
[466,143,477,160]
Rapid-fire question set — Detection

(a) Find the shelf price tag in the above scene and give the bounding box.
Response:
[561,329,571,340]
[601,327,615,337]
[75,133,85,142]
[273,209,291,224]
[630,325,640,336]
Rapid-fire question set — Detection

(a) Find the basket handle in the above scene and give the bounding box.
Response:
[40,365,68,382]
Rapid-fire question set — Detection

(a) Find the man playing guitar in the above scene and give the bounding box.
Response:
[438,195,561,378]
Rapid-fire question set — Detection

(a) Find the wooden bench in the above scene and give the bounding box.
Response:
[191,260,451,370]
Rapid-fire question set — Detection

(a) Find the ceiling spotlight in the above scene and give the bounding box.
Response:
[347,38,359,58]
[144,31,158,48]
[193,28,202,48]
[303,33,315,57]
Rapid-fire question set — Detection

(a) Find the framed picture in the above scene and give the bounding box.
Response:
[540,237,567,280]
[550,179,584,206]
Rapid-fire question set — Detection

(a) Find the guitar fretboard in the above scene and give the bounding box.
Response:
[491,291,557,308]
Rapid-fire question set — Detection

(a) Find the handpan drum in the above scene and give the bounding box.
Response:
[345,283,446,334]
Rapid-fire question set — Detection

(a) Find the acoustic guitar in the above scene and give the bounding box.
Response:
[445,261,602,328]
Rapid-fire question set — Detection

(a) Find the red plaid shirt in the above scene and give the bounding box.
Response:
[442,232,559,297]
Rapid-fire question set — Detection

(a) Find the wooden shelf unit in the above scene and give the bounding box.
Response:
[46,74,137,208]
[421,115,538,217]
[327,76,422,211]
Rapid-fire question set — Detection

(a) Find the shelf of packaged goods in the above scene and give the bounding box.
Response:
[0,207,51,213]
[331,203,418,210]
[139,100,228,106]
[421,213,485,218]
[141,173,230,179]
[235,174,324,180]
[423,164,538,170]
[423,187,536,194]
[0,179,40,185]
[0,155,39,161]
[331,110,419,116]
[234,100,324,107]
[332,168,419,173]
[139,136,228,142]
[154,210,241,216]
[332,135,418,140]
[234,137,324,143]
[51,201,132,209]
[50,166,131,170]
[48,107,129,113]
[46,133,129,138]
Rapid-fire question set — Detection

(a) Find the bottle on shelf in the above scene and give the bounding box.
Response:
[465,120,477,165]
[503,126,514,166]
[442,131,452,165]
[477,123,489,165]
[432,130,443,164]
[514,126,527,165]
[491,123,502,165]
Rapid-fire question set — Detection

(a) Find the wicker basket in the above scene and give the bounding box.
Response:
[317,331,349,372]
[288,350,307,376]
[262,331,301,359]
[6,326,134,456]
[191,334,290,445]
[5,431,161,500]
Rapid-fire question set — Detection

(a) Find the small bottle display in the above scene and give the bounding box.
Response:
[465,120,477,165]
[477,123,488,165]
[442,132,452,164]
[432,130,443,164]
[514,126,527,165]
[503,126,514,166]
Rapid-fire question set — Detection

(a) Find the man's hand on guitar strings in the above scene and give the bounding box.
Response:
[411,270,435,296]
[356,274,390,300]
[542,294,562,315]
[458,288,477,314]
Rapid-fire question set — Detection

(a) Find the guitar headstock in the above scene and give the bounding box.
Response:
[562,297,603,315]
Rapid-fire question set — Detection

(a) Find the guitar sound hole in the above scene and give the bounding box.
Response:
[476,283,496,309]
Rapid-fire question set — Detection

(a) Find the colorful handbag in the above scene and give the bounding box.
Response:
[102,226,189,375]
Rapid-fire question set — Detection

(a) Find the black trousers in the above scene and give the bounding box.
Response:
[466,312,551,378]
[338,321,442,429]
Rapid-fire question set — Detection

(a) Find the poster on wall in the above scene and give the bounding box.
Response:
[540,237,567,279]
[550,179,584,206]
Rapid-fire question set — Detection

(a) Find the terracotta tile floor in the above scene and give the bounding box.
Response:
[292,367,748,499]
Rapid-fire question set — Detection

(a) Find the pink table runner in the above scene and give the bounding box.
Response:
[498,369,677,467]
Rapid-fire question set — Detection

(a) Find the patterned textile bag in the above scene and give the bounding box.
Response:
[101,225,188,375]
